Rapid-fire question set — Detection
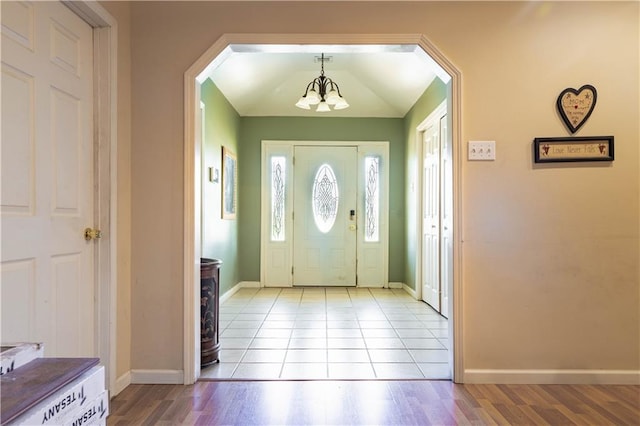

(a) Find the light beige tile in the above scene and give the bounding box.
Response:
[220,338,252,349]
[390,321,423,329]
[327,349,369,362]
[327,328,362,338]
[367,349,414,363]
[423,320,448,329]
[429,329,448,338]
[401,338,445,349]
[266,313,297,321]
[261,320,296,329]
[216,349,246,363]
[291,329,326,338]
[394,329,435,338]
[294,320,327,329]
[296,313,326,320]
[358,320,393,329]
[409,349,449,363]
[241,349,287,363]
[232,363,282,379]
[326,313,357,320]
[328,338,366,349]
[236,313,267,321]
[285,349,327,363]
[249,338,289,349]
[221,328,258,338]
[200,363,238,379]
[228,320,263,329]
[327,320,359,329]
[364,338,405,349]
[361,329,397,338]
[418,362,451,379]
[385,314,418,321]
[289,338,327,349]
[255,328,292,339]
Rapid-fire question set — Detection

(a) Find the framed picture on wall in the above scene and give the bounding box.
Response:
[222,146,237,219]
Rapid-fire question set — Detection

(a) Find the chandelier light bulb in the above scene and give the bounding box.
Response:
[333,97,349,110]
[295,96,311,109]
[306,89,320,105]
[326,89,340,105]
[316,101,331,112]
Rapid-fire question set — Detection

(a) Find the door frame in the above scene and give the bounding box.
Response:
[260,140,389,289]
[60,1,118,392]
[184,34,463,384]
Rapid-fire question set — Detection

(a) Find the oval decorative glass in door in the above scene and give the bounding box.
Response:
[312,164,339,233]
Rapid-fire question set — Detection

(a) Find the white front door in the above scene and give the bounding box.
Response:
[293,146,358,286]
[422,123,441,311]
[1,1,96,356]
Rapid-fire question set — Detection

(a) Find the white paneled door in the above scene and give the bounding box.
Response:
[420,101,450,318]
[1,1,96,356]
[422,121,440,312]
[293,146,358,286]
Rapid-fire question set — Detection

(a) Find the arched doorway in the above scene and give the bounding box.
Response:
[183,34,463,384]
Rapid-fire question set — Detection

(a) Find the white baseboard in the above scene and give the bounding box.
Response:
[388,282,403,289]
[402,283,417,299]
[130,369,184,384]
[220,281,261,304]
[464,369,640,385]
[239,281,261,288]
[112,371,131,397]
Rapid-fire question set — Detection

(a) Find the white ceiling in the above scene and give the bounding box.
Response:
[204,44,449,118]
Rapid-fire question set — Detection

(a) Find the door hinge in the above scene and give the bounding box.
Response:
[291,266,294,275]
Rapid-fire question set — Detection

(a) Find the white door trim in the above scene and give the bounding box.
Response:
[184,33,463,384]
[61,0,118,392]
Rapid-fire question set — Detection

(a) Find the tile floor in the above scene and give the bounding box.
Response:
[200,287,450,380]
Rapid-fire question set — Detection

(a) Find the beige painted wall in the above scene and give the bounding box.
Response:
[99,1,132,380]
[123,1,638,374]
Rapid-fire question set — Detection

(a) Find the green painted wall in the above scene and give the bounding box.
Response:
[403,78,448,290]
[238,117,406,283]
[201,79,241,295]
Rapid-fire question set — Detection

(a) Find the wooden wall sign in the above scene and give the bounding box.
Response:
[533,136,614,163]
[557,84,597,134]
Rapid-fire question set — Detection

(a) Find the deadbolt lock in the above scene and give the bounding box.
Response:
[84,228,102,241]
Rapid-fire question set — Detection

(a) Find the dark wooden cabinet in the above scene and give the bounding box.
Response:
[200,258,222,366]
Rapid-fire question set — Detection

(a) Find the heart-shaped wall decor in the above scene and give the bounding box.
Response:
[556,84,597,134]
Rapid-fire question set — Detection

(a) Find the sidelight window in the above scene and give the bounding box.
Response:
[270,156,286,241]
[364,156,380,242]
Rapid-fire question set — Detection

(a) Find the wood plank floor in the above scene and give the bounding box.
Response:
[107,380,640,425]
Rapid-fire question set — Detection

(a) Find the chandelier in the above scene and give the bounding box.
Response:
[295,54,349,112]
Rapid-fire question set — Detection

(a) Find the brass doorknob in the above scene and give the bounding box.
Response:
[84,228,102,241]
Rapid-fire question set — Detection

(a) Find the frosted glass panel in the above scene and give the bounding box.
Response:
[312,164,339,234]
[364,156,379,242]
[271,156,286,241]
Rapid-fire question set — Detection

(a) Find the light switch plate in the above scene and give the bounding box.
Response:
[468,141,496,161]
